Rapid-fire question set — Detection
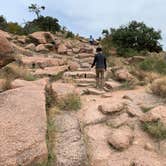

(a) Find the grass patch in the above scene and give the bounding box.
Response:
[139,55,166,74]
[0,63,36,81]
[57,93,81,111]
[49,71,64,82]
[141,106,154,113]
[121,80,135,90]
[142,121,166,140]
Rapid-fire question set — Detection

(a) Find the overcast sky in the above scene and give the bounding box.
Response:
[0,0,166,49]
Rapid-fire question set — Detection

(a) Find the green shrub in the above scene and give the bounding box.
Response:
[142,121,166,140]
[65,31,75,38]
[23,16,61,34]
[101,21,163,57]
[139,55,166,74]
[57,93,81,111]
[117,48,140,57]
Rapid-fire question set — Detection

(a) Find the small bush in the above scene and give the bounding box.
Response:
[49,71,64,82]
[1,63,36,81]
[57,93,81,111]
[139,55,166,74]
[0,78,12,92]
[65,31,75,38]
[150,77,166,98]
[142,121,166,140]
[117,48,140,57]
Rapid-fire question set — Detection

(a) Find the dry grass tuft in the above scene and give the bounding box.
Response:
[150,77,166,98]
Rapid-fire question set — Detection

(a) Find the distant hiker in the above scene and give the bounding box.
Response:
[89,35,94,45]
[91,47,107,89]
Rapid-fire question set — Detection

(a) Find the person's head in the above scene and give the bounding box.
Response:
[90,35,93,38]
[96,47,102,53]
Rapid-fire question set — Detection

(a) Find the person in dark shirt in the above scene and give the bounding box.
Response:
[91,47,107,89]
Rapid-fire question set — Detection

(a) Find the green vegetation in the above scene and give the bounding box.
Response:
[49,71,64,82]
[1,63,36,81]
[142,121,166,140]
[0,4,74,36]
[102,21,162,57]
[24,16,61,34]
[28,4,45,19]
[139,55,166,74]
[57,93,81,111]
[65,31,75,38]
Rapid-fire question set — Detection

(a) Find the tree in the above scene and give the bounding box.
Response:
[28,4,45,19]
[7,22,23,35]
[23,16,61,34]
[102,29,109,37]
[111,21,162,53]
[0,15,8,31]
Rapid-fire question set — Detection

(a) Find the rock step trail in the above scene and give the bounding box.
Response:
[76,88,166,166]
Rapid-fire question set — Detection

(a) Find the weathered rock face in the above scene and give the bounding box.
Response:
[0,30,11,40]
[29,31,55,44]
[57,43,67,54]
[114,68,134,81]
[68,61,80,71]
[35,44,49,53]
[140,106,166,125]
[11,78,49,89]
[0,33,14,68]
[0,85,48,166]
[53,113,88,166]
[107,126,134,150]
[25,43,36,51]
[21,56,65,69]
[52,82,79,99]
[98,101,126,114]
[33,65,68,77]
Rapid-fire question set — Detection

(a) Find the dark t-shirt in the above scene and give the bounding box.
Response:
[91,53,107,69]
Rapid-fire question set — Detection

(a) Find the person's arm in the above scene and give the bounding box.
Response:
[104,56,107,70]
[91,55,96,68]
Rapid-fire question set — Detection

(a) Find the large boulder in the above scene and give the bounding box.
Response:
[52,82,79,100]
[0,33,14,68]
[25,43,36,51]
[113,68,134,81]
[0,30,11,40]
[53,113,88,166]
[29,31,55,44]
[107,126,134,150]
[98,101,126,114]
[0,85,48,165]
[140,106,166,125]
[21,56,65,69]
[35,44,49,53]
[57,43,67,54]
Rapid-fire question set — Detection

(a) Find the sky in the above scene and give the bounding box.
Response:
[0,0,166,49]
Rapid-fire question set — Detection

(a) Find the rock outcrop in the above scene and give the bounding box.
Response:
[0,85,48,166]
[0,33,14,68]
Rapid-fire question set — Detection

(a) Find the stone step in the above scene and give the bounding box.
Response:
[77,83,94,87]
[75,78,96,84]
[82,88,105,95]
[64,71,96,79]
[77,67,90,71]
